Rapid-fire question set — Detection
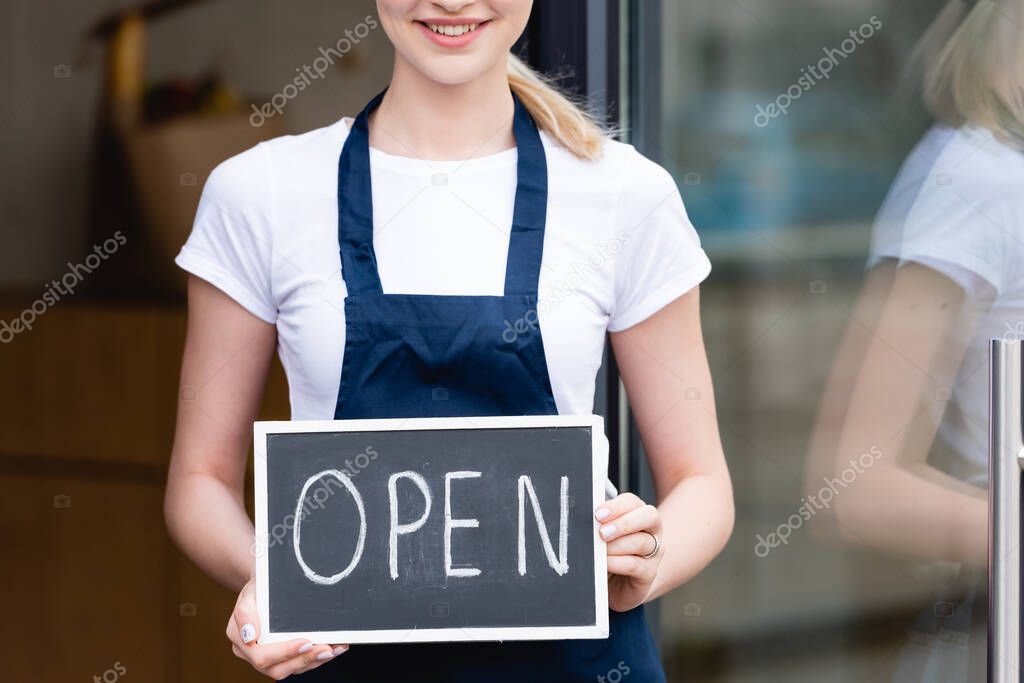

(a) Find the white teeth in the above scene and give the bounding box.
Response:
[427,23,479,37]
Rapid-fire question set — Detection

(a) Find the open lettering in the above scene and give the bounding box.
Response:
[293,469,571,584]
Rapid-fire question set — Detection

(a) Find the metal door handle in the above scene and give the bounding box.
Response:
[989,339,1023,682]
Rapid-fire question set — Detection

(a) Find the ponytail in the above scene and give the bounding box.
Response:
[507,54,608,160]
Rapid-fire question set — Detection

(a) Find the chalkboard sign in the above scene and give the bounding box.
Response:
[253,415,609,644]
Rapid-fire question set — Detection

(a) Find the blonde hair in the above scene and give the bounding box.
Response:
[507,54,608,160]
[906,0,1024,148]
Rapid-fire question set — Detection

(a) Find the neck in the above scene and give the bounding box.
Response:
[368,56,516,161]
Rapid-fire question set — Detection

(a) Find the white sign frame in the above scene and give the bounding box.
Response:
[253,414,610,644]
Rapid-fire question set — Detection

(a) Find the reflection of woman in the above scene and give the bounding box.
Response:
[163,2,734,681]
[807,0,1024,678]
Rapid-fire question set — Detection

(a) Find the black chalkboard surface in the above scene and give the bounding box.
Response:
[254,415,609,644]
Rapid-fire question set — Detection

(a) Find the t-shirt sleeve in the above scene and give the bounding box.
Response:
[607,150,711,332]
[868,182,1011,301]
[175,144,278,323]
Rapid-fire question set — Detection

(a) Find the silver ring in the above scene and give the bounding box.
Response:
[641,532,660,559]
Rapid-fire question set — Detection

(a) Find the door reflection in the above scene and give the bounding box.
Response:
[806,0,1024,680]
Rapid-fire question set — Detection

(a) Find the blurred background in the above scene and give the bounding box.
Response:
[0,0,1002,681]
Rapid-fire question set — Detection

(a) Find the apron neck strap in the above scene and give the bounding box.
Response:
[336,89,386,296]
[336,88,548,297]
[503,94,548,297]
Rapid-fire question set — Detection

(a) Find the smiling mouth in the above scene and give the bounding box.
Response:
[417,20,490,37]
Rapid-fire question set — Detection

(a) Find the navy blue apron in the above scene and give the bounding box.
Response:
[294,90,664,683]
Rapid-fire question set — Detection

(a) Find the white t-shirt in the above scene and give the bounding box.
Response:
[176,117,711,419]
[868,125,1024,481]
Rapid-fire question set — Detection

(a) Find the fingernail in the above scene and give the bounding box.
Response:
[595,508,611,521]
[240,623,256,644]
[316,650,335,661]
[600,525,617,540]
[332,645,349,656]
[298,643,314,654]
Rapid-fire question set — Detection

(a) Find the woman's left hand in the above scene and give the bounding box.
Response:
[596,492,663,612]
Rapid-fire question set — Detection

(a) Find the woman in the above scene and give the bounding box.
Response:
[805,0,1024,679]
[165,1,733,680]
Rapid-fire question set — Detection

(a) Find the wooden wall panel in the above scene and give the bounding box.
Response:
[0,303,290,465]
[0,305,185,466]
[0,303,289,682]
[0,474,176,682]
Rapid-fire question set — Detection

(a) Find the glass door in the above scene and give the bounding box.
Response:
[618,0,1013,680]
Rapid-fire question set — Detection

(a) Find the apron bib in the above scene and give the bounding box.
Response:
[293,90,664,683]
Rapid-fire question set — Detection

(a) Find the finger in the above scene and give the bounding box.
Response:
[287,657,331,679]
[268,644,349,679]
[226,617,259,650]
[238,639,321,671]
[594,492,644,524]
[287,645,351,678]
[607,554,656,581]
[231,585,261,647]
[606,531,658,557]
[599,504,659,542]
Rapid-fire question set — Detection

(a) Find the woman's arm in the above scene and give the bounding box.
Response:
[165,276,277,589]
[603,288,734,607]
[802,262,897,540]
[165,276,345,678]
[809,262,986,566]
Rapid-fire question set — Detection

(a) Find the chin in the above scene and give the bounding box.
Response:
[417,61,494,86]
[401,46,502,86]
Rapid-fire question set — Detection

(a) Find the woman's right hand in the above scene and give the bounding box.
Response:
[227,578,349,680]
